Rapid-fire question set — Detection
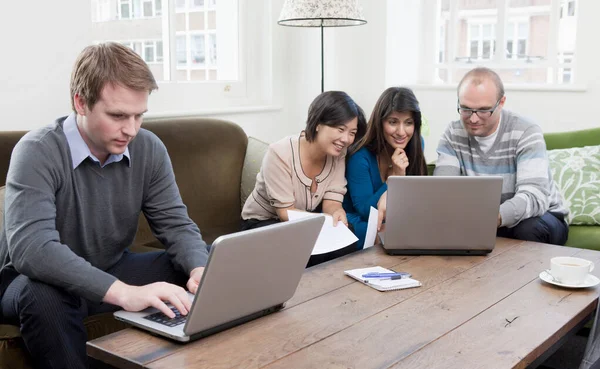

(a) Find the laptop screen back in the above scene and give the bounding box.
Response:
[184,216,324,335]
[384,176,502,252]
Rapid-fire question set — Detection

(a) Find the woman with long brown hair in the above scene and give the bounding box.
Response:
[342,87,427,248]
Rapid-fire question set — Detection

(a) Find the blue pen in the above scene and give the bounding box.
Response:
[362,272,411,279]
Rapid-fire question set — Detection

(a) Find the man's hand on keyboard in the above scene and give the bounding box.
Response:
[103,280,192,319]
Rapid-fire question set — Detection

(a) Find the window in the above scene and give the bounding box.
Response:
[558,52,573,83]
[505,21,528,59]
[177,0,208,12]
[92,0,237,82]
[568,0,575,16]
[143,0,153,17]
[173,0,220,81]
[208,33,217,65]
[438,23,446,63]
[118,0,161,19]
[431,0,578,85]
[191,34,206,65]
[119,0,131,19]
[467,23,496,61]
[122,40,162,63]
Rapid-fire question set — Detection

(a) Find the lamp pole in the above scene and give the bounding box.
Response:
[321,20,324,93]
[277,0,367,95]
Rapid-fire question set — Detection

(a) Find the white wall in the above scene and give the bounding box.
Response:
[0,1,91,130]
[0,0,297,145]
[2,1,599,156]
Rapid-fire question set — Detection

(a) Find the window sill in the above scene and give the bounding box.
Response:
[408,84,588,93]
[146,105,282,119]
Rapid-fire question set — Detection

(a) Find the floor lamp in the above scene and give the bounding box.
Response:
[277,0,367,93]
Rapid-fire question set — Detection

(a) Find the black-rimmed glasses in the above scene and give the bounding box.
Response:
[457,97,502,119]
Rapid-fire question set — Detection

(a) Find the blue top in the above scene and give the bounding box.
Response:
[343,147,387,220]
[342,147,387,248]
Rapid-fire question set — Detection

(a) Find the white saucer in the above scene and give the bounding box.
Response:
[539,270,600,288]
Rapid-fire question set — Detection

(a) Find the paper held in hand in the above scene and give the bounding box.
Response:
[287,210,358,255]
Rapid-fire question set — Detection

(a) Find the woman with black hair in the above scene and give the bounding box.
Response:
[241,91,367,233]
[343,87,427,248]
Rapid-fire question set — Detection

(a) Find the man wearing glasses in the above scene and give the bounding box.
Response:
[434,67,568,245]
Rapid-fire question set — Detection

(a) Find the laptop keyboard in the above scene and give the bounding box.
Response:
[143,307,187,327]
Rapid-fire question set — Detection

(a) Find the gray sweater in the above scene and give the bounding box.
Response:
[0,117,209,302]
[434,110,568,228]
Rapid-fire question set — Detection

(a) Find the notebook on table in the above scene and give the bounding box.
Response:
[344,266,421,292]
[114,216,324,342]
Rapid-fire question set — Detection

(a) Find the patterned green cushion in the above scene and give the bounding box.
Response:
[548,145,600,225]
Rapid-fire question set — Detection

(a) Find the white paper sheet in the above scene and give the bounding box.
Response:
[363,206,379,249]
[287,210,358,255]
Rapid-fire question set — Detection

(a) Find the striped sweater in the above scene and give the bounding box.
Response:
[434,110,568,228]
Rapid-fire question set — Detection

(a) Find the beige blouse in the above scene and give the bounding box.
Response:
[242,133,347,221]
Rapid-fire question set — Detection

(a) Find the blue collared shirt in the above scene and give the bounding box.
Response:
[63,113,131,169]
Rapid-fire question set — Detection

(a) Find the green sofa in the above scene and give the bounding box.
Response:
[428,127,600,250]
[544,127,600,250]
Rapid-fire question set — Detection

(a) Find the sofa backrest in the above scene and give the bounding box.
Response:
[0,131,26,187]
[0,117,248,246]
[544,127,600,150]
[134,117,248,245]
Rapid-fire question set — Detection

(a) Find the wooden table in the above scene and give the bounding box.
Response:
[88,238,600,369]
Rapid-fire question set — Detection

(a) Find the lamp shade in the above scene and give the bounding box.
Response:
[278,0,367,27]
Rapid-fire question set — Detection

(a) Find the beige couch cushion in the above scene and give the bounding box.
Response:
[240,137,269,208]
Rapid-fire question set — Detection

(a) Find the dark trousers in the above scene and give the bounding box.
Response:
[0,251,187,369]
[496,211,569,246]
[240,218,358,267]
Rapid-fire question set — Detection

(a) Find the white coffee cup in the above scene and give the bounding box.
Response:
[549,256,595,285]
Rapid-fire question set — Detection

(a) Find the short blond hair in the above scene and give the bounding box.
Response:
[70,42,158,111]
[457,67,505,101]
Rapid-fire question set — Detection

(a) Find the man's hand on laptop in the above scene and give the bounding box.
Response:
[187,267,205,294]
[104,280,192,319]
[377,192,387,231]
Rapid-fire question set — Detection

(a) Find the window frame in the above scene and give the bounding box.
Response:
[118,0,162,20]
[427,0,577,86]
[118,0,132,19]
[505,19,529,60]
[93,0,267,115]
[466,21,496,61]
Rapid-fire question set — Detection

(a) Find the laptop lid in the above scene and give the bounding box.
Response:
[383,176,502,254]
[113,216,324,341]
[183,215,324,336]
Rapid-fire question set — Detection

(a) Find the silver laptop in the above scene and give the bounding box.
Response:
[114,215,324,342]
[382,176,502,255]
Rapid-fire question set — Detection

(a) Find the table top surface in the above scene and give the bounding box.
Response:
[87,238,600,369]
